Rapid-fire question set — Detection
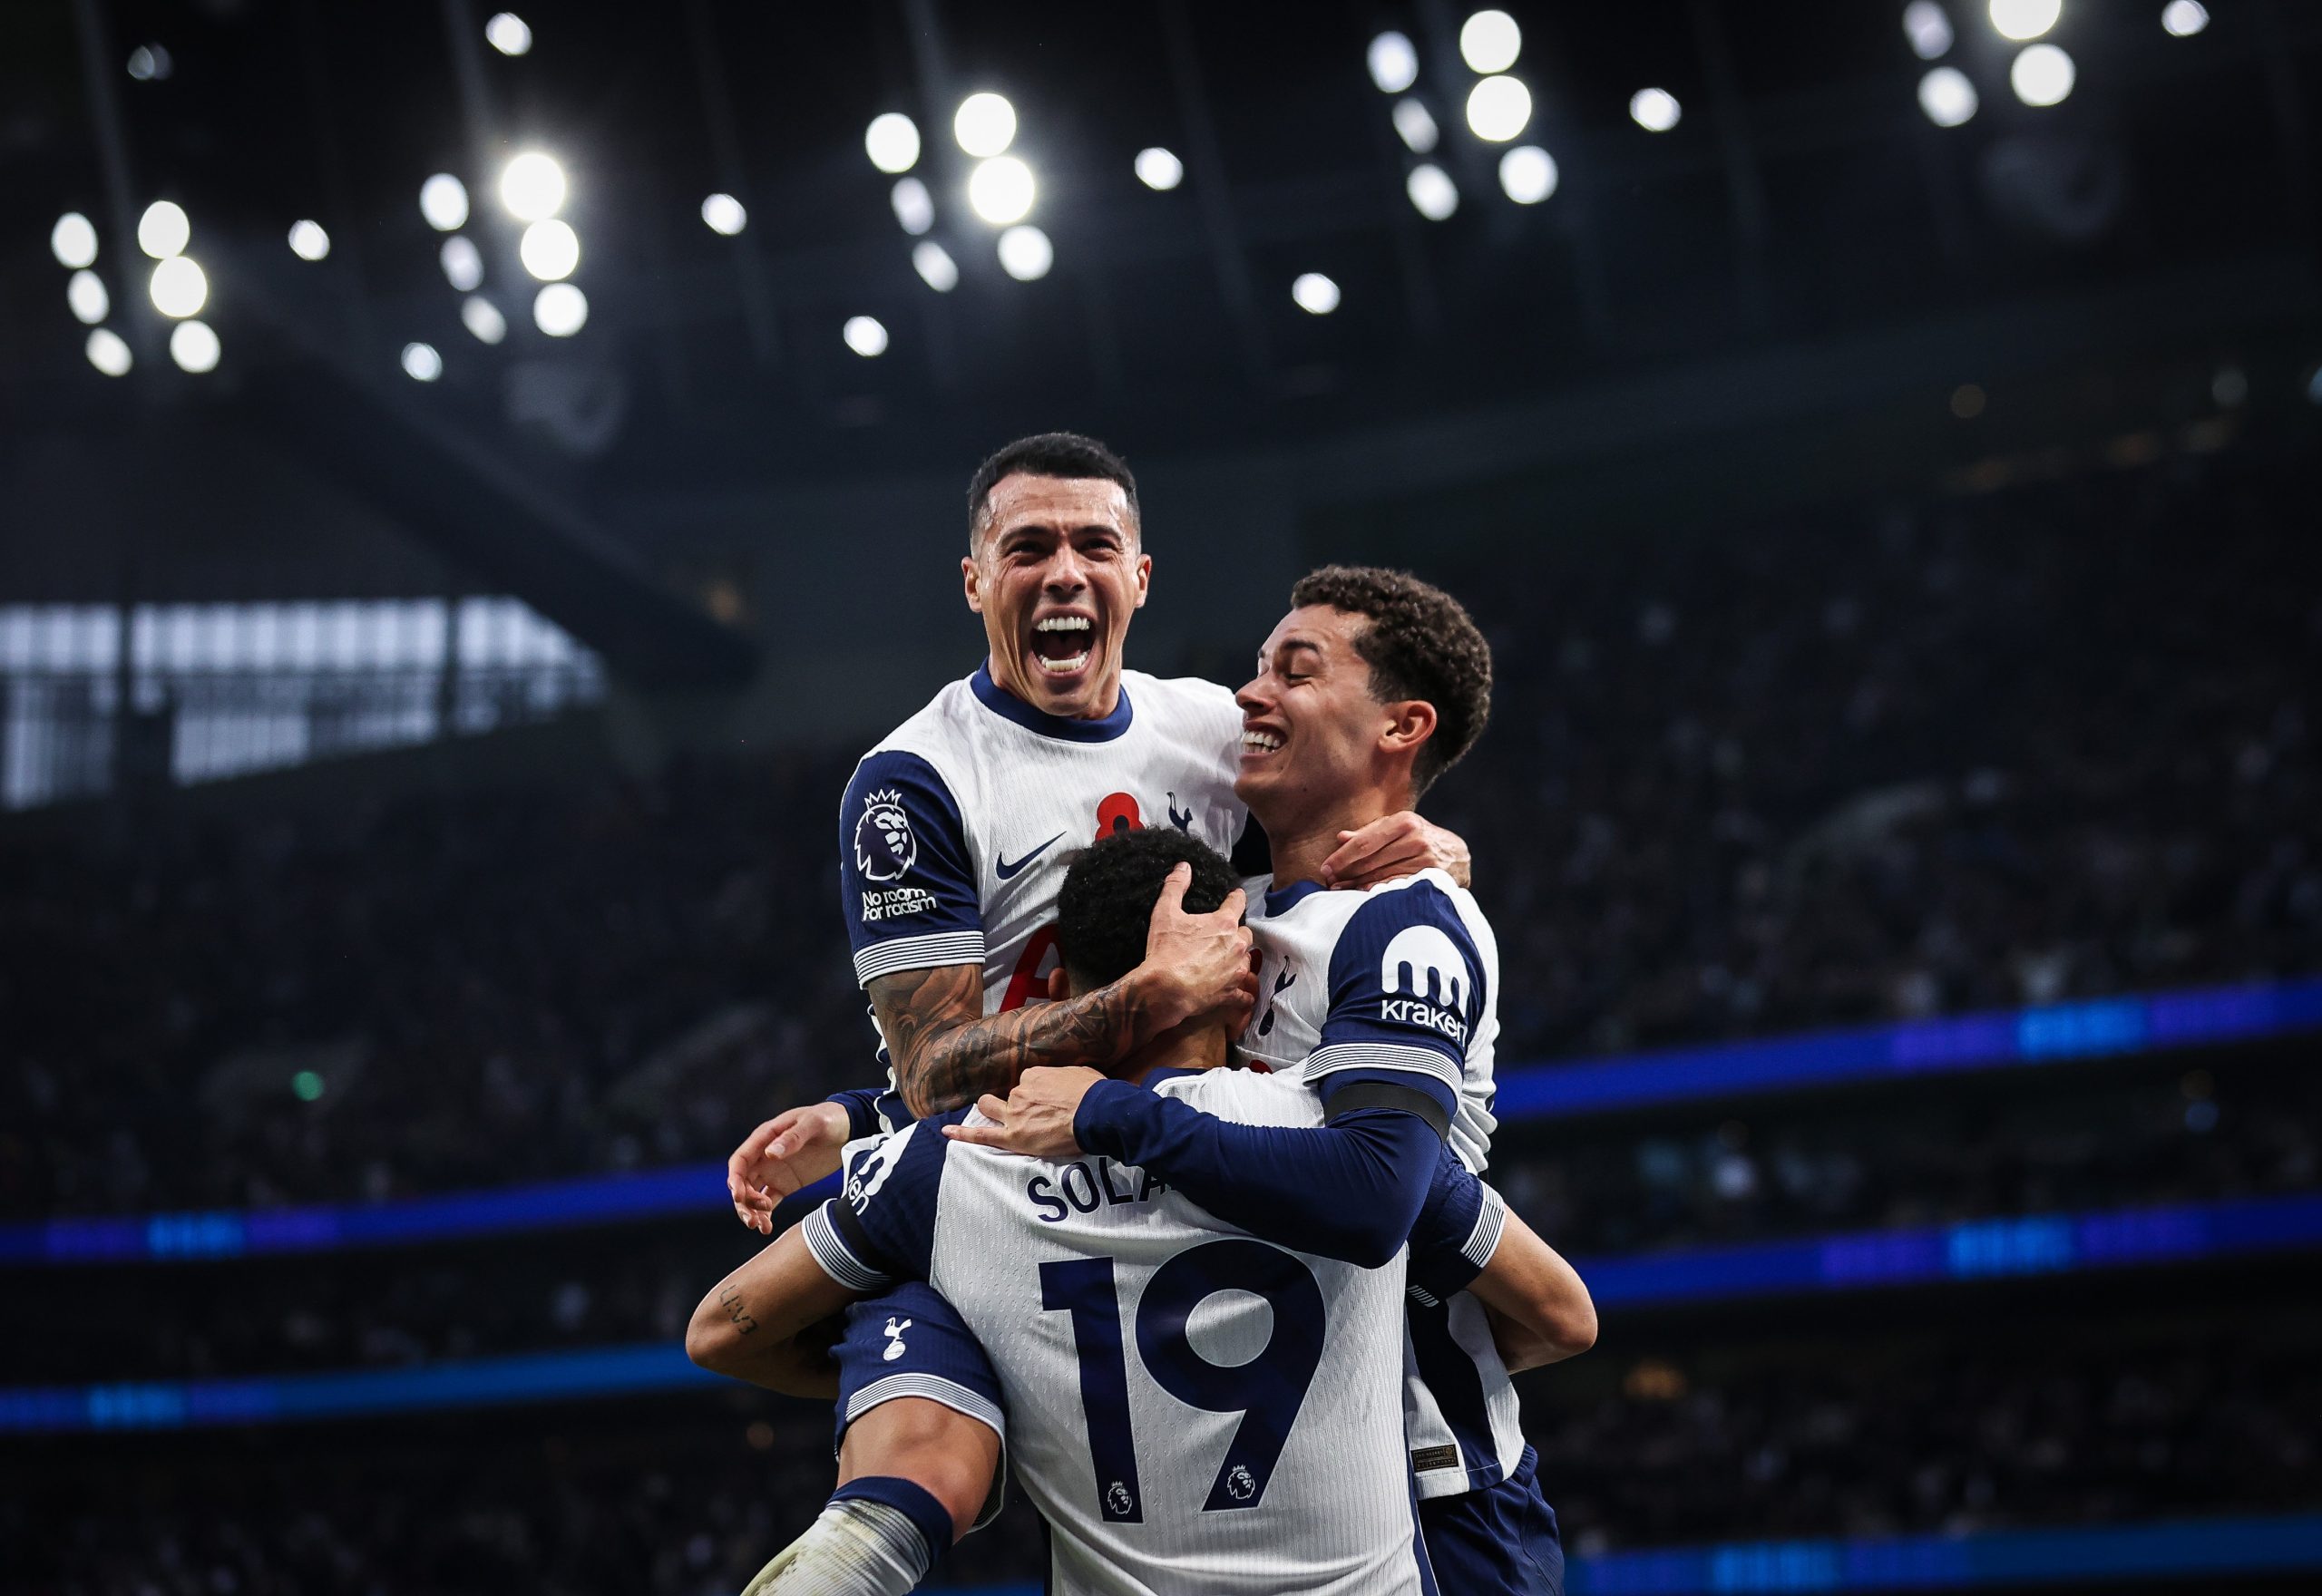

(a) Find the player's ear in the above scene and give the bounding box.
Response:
[962,553,984,615]
[1379,699,1437,760]
[1047,965,1075,1001]
[1131,547,1151,609]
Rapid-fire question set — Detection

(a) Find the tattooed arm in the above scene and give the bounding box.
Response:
[873,962,1162,1117]
[876,863,1256,1117]
[687,1226,855,1396]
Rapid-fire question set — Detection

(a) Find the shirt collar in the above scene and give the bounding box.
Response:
[1263,879,1326,917]
[970,662,1135,743]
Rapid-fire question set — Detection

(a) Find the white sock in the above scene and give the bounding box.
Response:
[740,1499,932,1596]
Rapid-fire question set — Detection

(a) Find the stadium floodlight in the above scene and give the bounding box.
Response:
[2161,1,2208,36]
[441,235,484,291]
[401,341,443,382]
[519,218,580,280]
[85,326,132,376]
[1917,66,1979,126]
[67,270,109,325]
[843,315,889,356]
[1466,75,1532,141]
[148,255,206,317]
[1407,163,1459,220]
[891,177,935,235]
[499,151,567,220]
[126,44,172,81]
[2011,43,2074,105]
[288,219,330,260]
[170,319,220,374]
[1135,147,1184,190]
[138,200,190,259]
[1291,272,1340,315]
[1498,144,1558,204]
[1630,88,1682,131]
[701,193,746,235]
[52,212,99,268]
[866,112,922,173]
[997,224,1053,281]
[533,282,587,336]
[484,13,531,55]
[954,92,1017,158]
[1459,11,1522,73]
[462,295,508,345]
[420,173,470,231]
[1392,99,1439,153]
[912,240,960,292]
[1903,1,1955,59]
[968,156,1035,225]
[1367,31,1419,93]
[1988,0,2060,41]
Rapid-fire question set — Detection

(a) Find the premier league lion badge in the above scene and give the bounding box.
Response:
[854,788,917,882]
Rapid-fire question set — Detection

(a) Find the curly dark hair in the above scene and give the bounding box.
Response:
[1054,827,1237,990]
[967,432,1140,548]
[1290,564,1492,796]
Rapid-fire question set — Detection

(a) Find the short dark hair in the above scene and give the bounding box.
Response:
[966,432,1140,548]
[1054,827,1236,989]
[1290,565,1492,796]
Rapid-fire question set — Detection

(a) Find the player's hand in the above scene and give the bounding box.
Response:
[943,1066,1106,1160]
[1320,813,1471,889]
[1137,862,1258,1028]
[726,1102,852,1234]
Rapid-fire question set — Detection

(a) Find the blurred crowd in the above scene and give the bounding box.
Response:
[1537,1315,2322,1554]
[3,446,2316,1223]
[15,1308,2312,1594]
[8,1406,1049,1596]
[1428,447,2321,1056]
[19,1053,2312,1386]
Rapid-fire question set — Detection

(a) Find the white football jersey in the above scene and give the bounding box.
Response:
[805,1068,1442,1596]
[838,665,1253,1124]
[1240,869,1523,1502]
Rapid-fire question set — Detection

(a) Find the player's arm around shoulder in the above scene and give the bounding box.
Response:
[691,1119,956,1393]
[685,1221,859,1396]
[1408,1150,1594,1372]
[1468,1203,1596,1373]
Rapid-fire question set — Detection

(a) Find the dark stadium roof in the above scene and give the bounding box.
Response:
[5,0,2319,491]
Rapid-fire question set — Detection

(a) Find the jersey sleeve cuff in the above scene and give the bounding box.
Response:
[1070,1077,1151,1161]
[1304,1040,1461,1095]
[804,1201,893,1293]
[1463,1184,1507,1270]
[853,931,986,987]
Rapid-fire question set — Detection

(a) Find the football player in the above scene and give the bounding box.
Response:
[691,829,1593,1594]
[961,568,1573,1591]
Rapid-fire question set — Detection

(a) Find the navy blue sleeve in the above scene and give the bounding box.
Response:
[824,1086,894,1141]
[803,1111,963,1290]
[1406,1147,1506,1302]
[1074,1083,1438,1269]
[1303,881,1484,1125]
[838,750,982,988]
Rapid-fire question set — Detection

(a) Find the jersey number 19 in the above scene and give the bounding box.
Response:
[1039,1239,1324,1522]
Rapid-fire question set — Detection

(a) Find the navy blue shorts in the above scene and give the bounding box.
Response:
[1418,1445,1564,1596]
[831,1280,1009,1530]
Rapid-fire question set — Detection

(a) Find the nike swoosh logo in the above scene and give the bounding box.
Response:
[995,833,1066,880]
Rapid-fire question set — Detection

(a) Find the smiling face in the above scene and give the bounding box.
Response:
[962,472,1150,719]
[1233,604,1437,833]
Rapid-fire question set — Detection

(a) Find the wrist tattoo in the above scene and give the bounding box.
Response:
[871,964,1156,1117]
[717,1283,758,1336]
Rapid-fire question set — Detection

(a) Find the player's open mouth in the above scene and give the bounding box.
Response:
[1240,724,1286,761]
[1029,613,1095,677]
